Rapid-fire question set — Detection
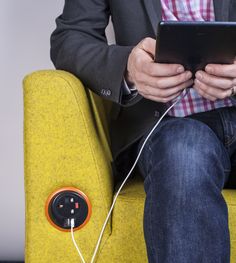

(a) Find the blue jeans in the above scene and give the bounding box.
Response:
[137,107,236,263]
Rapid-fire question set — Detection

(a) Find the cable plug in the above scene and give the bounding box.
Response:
[71,218,75,228]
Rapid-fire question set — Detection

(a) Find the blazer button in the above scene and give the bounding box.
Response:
[101,89,112,96]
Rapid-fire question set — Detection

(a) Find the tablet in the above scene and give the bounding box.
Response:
[155,21,236,72]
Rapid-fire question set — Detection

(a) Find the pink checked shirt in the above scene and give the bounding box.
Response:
[161,0,234,117]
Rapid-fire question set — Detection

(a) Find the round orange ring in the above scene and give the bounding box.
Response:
[45,187,92,232]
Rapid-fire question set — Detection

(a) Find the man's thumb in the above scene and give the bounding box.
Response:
[138,37,156,57]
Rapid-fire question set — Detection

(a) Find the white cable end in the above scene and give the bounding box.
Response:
[71,218,75,228]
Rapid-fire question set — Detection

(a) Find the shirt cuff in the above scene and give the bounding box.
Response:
[122,78,137,94]
[119,77,143,106]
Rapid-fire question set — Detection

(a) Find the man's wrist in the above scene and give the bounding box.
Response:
[122,77,137,95]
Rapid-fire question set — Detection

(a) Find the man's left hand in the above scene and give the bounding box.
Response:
[194,59,236,101]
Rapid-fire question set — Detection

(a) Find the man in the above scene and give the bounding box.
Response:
[50,1,236,262]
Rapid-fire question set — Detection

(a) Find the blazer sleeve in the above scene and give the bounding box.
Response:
[50,0,137,105]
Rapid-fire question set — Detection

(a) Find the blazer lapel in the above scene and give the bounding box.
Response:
[213,0,230,21]
[143,0,162,35]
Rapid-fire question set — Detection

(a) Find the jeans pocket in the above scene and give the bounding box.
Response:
[219,107,236,149]
[225,120,236,147]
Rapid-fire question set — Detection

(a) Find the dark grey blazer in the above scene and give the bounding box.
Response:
[50,0,236,163]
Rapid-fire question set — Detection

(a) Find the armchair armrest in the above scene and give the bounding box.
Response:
[23,70,113,262]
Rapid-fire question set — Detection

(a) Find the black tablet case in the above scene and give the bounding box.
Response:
[155,21,236,72]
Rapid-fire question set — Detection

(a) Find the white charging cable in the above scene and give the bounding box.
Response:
[71,89,188,263]
[71,219,86,263]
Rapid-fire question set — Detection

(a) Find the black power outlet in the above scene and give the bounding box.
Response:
[46,187,92,231]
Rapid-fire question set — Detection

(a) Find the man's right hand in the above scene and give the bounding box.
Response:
[126,37,193,103]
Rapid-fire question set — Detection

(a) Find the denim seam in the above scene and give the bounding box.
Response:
[147,144,154,174]
[218,108,236,148]
[144,141,159,259]
[146,141,158,261]
[141,137,155,176]
[225,133,236,147]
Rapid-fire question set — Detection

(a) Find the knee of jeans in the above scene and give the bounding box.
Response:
[151,118,222,159]
[148,118,229,190]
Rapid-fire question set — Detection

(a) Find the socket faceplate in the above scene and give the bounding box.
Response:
[45,187,92,232]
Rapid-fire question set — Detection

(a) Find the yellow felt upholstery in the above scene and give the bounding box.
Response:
[23,70,236,262]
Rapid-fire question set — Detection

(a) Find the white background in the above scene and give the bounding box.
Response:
[0,1,114,261]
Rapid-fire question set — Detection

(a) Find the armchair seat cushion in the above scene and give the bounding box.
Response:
[97,176,147,262]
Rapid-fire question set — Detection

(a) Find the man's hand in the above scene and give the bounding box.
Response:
[194,59,236,101]
[126,38,193,103]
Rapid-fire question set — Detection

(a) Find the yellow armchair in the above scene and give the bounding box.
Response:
[23,70,236,263]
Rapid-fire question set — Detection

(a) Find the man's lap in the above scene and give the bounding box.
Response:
[137,106,236,189]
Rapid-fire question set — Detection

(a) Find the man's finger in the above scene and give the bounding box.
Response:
[142,91,182,103]
[194,79,232,100]
[141,70,192,89]
[193,84,217,101]
[205,63,236,78]
[142,61,185,77]
[140,79,193,97]
[195,70,234,90]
